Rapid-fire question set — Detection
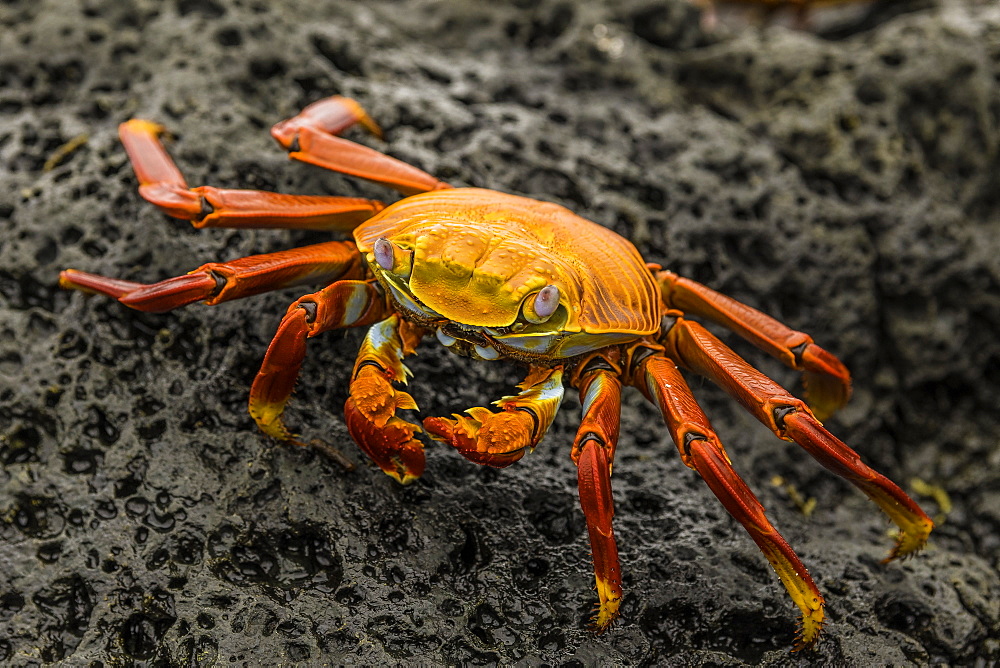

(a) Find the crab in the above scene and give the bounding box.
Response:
[60,96,933,649]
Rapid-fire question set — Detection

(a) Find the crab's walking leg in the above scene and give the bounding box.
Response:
[424,366,565,468]
[661,313,934,560]
[60,241,365,313]
[249,280,389,443]
[344,314,428,484]
[570,360,624,630]
[271,96,451,196]
[656,270,850,421]
[119,119,385,230]
[633,352,825,649]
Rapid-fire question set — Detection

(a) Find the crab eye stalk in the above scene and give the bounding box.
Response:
[523,284,560,323]
[372,237,413,279]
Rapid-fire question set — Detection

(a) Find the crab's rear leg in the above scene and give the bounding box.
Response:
[569,357,624,630]
[119,119,385,231]
[423,366,565,468]
[633,350,825,649]
[656,270,850,421]
[60,240,365,313]
[344,314,428,484]
[661,312,934,560]
[271,96,451,196]
[249,279,389,443]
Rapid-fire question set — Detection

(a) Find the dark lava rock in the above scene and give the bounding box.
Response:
[1,0,997,664]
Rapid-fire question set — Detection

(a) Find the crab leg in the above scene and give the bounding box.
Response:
[656,270,851,420]
[660,312,934,560]
[270,96,451,196]
[423,366,564,468]
[249,280,389,442]
[60,241,365,313]
[633,352,825,649]
[119,119,385,230]
[344,314,428,484]
[570,361,623,630]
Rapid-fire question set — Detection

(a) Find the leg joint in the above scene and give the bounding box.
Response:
[578,355,617,376]
[354,359,387,380]
[681,430,708,458]
[626,345,659,380]
[659,313,679,337]
[790,342,808,368]
[512,406,541,443]
[207,270,227,296]
[195,195,214,222]
[298,300,318,323]
[772,405,799,431]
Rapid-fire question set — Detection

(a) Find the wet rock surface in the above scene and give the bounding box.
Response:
[1,0,998,664]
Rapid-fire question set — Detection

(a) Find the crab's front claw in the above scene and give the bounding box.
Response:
[345,361,425,484]
[344,315,427,484]
[424,366,565,468]
[423,408,532,468]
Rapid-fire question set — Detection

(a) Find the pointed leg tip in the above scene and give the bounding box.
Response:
[59,269,86,293]
[589,598,621,633]
[881,530,932,564]
[791,609,825,652]
[385,470,420,485]
[120,118,167,136]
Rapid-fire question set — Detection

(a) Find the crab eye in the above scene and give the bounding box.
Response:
[523,284,560,323]
[374,237,395,271]
[534,285,559,317]
[372,237,413,278]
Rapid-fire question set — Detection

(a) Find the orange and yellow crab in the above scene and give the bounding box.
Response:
[60,96,933,649]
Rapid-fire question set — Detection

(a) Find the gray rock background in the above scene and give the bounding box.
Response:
[1,0,998,664]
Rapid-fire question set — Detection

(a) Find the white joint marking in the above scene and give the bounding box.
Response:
[368,317,403,360]
[535,375,566,403]
[474,344,501,360]
[583,377,603,414]
[436,328,457,347]
[342,287,368,326]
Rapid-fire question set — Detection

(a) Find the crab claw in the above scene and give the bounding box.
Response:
[423,408,532,468]
[424,366,565,468]
[345,364,425,484]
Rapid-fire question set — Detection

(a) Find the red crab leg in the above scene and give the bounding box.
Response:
[423,366,564,468]
[119,119,385,230]
[60,240,365,313]
[569,361,623,631]
[656,270,851,421]
[661,312,934,561]
[249,280,389,443]
[344,314,428,484]
[270,96,451,196]
[633,352,825,650]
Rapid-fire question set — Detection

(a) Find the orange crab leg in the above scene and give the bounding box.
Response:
[634,352,825,649]
[270,96,451,196]
[249,280,389,443]
[570,361,623,631]
[119,119,385,230]
[656,270,850,421]
[423,366,564,468]
[60,240,365,313]
[661,313,934,561]
[344,314,427,484]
